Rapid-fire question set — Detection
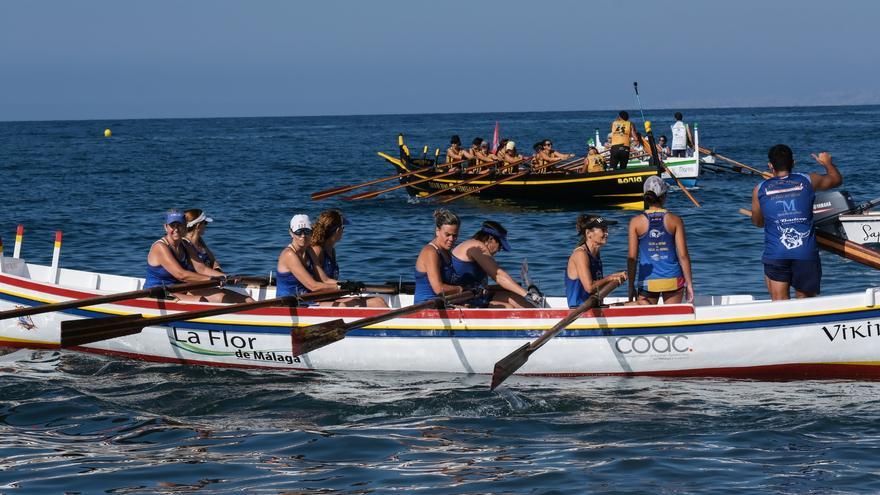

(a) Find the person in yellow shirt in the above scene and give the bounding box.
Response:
[609,111,639,170]
[581,146,606,173]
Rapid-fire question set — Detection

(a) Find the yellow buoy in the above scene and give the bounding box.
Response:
[104,128,112,137]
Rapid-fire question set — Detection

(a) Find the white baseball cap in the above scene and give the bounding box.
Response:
[505,141,516,151]
[289,214,312,231]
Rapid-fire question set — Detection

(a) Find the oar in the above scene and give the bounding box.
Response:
[346,161,485,201]
[490,278,622,390]
[59,288,354,348]
[699,146,771,178]
[290,288,480,356]
[311,157,469,201]
[738,208,880,270]
[559,152,650,172]
[440,157,573,204]
[421,157,528,200]
[0,277,244,321]
[659,156,701,208]
[422,170,494,199]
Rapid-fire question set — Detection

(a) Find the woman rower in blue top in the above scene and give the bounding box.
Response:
[626,176,694,305]
[414,209,465,304]
[276,214,371,307]
[182,209,221,271]
[309,209,387,308]
[565,215,627,308]
[450,220,543,308]
[145,210,249,303]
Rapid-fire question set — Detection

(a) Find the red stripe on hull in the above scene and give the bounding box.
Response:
[523,363,880,380]
[0,272,694,319]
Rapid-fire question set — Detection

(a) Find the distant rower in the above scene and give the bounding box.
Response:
[610,111,639,170]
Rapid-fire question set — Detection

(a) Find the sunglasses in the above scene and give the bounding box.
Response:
[293,228,313,237]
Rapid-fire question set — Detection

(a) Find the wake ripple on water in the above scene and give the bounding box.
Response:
[0,351,879,493]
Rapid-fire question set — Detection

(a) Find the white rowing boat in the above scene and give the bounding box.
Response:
[594,127,702,188]
[3,255,880,380]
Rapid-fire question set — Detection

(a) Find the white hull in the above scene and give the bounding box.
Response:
[3,259,880,379]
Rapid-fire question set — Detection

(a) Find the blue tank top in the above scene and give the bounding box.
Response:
[451,253,494,308]
[182,238,214,267]
[565,245,603,308]
[321,248,339,280]
[414,244,457,303]
[637,210,684,292]
[276,248,318,297]
[451,255,488,289]
[144,240,194,289]
[757,173,818,261]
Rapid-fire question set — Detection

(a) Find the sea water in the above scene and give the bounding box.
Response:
[1,106,880,493]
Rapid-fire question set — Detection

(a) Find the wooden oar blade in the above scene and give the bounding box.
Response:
[490,342,532,390]
[60,314,146,347]
[291,318,348,356]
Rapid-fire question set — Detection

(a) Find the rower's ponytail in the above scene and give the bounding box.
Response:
[575,214,589,246]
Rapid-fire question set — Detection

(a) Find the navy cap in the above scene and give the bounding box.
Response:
[584,215,618,229]
[165,210,185,225]
[481,226,511,251]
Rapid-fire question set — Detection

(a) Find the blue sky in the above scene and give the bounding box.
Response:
[1,0,877,121]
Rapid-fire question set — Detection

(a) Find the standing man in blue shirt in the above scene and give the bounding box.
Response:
[750,145,842,300]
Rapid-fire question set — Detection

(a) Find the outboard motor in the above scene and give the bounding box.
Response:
[813,190,856,237]
[813,190,856,223]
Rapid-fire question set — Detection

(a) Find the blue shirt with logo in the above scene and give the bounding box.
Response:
[757,173,818,261]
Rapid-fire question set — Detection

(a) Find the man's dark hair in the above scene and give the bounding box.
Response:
[674,112,683,121]
[768,144,794,172]
[451,135,461,145]
[472,137,483,146]
[619,111,629,120]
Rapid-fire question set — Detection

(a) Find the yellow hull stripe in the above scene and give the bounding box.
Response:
[2,285,876,331]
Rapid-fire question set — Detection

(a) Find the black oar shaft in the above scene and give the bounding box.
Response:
[59,288,351,348]
[0,278,224,321]
[291,289,479,356]
[341,289,477,332]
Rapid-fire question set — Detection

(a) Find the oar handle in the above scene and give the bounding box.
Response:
[336,288,479,332]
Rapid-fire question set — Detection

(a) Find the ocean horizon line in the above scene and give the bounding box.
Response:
[1,102,878,125]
